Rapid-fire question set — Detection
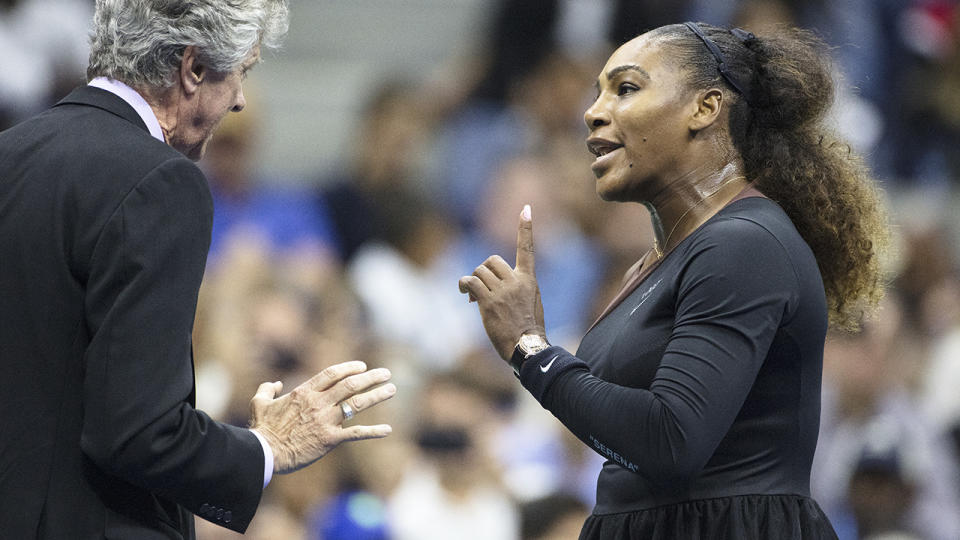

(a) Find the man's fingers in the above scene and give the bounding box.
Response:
[328,368,392,405]
[306,360,368,392]
[340,424,393,442]
[252,380,282,405]
[339,383,397,421]
[516,204,535,274]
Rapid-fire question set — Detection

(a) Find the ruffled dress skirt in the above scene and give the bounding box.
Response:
[579,495,838,539]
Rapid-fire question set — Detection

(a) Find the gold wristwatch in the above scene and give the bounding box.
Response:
[510,333,550,377]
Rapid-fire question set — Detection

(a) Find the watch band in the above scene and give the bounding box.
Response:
[510,333,549,378]
[509,346,527,378]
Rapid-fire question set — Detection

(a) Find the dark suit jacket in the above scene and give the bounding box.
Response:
[0,86,264,539]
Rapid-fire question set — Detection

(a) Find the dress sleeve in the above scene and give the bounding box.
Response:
[80,157,263,533]
[519,218,799,486]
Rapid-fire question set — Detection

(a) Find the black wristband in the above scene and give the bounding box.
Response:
[509,346,527,378]
[518,346,589,402]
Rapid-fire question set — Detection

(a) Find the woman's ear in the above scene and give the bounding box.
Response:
[179,45,205,96]
[689,88,723,133]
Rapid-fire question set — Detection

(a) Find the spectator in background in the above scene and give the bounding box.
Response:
[0,0,92,129]
[813,296,960,540]
[433,49,602,231]
[318,82,433,263]
[880,0,960,185]
[519,493,589,540]
[920,278,960,466]
[893,223,959,334]
[346,188,481,368]
[194,234,365,424]
[387,371,519,540]
[309,490,390,540]
[200,94,338,264]
[846,439,922,540]
[691,0,960,186]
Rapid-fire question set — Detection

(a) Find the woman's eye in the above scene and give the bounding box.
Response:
[618,83,638,96]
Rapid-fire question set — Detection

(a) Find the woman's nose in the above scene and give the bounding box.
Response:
[584,99,609,129]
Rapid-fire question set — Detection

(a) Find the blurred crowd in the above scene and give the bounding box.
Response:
[5,0,960,538]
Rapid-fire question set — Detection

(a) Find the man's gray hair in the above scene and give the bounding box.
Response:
[87,0,289,88]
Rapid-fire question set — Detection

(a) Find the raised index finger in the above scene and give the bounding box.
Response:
[516,204,535,275]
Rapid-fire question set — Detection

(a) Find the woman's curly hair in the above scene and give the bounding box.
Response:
[653,22,891,330]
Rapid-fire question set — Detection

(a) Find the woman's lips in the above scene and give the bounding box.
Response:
[591,146,624,177]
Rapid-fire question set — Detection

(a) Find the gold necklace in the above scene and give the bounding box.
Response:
[652,177,746,259]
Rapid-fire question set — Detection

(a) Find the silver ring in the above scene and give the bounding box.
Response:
[340,401,355,421]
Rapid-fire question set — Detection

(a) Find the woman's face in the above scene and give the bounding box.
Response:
[584,35,694,202]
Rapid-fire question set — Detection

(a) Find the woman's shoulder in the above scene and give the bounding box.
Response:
[699,196,803,250]
[691,197,789,244]
[681,197,820,295]
[677,197,813,282]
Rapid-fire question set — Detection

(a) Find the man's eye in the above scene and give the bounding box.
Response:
[618,83,638,96]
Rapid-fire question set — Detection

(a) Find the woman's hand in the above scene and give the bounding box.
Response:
[459,205,546,361]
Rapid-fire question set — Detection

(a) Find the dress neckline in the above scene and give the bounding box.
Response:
[585,186,767,334]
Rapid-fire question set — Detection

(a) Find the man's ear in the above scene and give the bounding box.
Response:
[179,45,205,96]
[689,88,723,133]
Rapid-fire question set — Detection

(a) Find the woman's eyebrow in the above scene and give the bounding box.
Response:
[606,64,651,82]
[595,64,651,94]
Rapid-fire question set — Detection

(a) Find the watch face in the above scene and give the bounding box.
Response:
[519,334,548,355]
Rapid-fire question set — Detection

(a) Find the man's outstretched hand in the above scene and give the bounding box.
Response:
[249,361,395,474]
[459,204,546,361]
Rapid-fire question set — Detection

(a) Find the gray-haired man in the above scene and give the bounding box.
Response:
[0,1,395,538]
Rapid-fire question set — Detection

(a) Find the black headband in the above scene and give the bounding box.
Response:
[683,22,755,103]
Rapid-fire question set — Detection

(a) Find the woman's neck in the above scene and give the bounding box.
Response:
[644,162,749,257]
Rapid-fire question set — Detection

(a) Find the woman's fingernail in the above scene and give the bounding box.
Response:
[521,204,531,221]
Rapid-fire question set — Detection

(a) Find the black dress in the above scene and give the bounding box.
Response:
[518,195,838,539]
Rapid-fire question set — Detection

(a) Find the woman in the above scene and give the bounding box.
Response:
[458,22,889,539]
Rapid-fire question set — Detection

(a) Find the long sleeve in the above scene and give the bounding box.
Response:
[520,217,800,489]
[79,156,264,532]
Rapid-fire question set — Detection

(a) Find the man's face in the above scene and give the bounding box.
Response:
[170,46,260,161]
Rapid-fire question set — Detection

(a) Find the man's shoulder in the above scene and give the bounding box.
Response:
[12,96,194,184]
[0,98,205,228]
[59,96,179,160]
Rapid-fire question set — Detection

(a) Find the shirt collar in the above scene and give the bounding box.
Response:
[87,77,165,143]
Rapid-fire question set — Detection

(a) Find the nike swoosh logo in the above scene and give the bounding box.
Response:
[540,355,560,373]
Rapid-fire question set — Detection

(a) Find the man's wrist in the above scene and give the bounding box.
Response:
[249,429,274,489]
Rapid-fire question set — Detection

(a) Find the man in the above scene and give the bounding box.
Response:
[0,1,396,538]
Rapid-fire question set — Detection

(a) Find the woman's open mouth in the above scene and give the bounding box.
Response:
[587,138,624,176]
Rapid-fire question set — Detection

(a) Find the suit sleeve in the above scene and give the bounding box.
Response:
[80,156,263,532]
[519,219,798,488]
